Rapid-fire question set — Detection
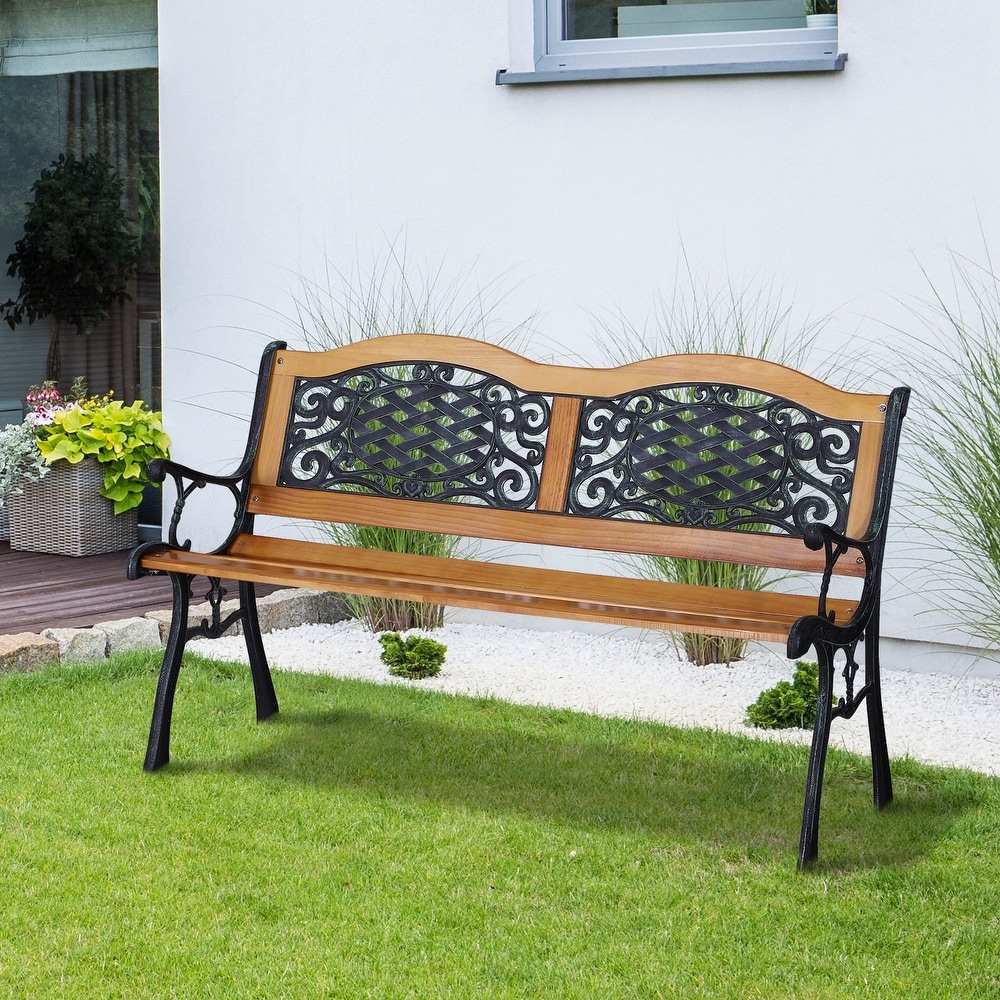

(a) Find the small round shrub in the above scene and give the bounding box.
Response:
[745,660,821,729]
[378,632,447,679]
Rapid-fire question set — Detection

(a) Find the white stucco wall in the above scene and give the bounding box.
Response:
[156,1,1000,670]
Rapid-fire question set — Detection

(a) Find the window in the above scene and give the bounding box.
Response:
[1,0,160,528]
[0,1,159,410]
[497,0,844,84]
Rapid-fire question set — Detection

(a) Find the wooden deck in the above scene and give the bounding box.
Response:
[0,542,279,635]
[0,542,172,634]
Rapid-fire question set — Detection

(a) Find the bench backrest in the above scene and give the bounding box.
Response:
[248,336,908,577]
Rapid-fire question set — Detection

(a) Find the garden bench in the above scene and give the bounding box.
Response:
[128,334,909,867]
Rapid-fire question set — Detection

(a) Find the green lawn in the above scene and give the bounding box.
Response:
[1,652,998,999]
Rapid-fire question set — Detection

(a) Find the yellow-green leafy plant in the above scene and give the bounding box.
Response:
[34,389,170,514]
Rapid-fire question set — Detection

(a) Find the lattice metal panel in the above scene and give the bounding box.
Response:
[568,384,860,535]
[279,363,552,508]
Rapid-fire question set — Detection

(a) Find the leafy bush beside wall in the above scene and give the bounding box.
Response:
[1,152,140,382]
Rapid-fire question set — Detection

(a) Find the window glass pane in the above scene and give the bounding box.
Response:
[0,68,159,409]
[563,0,808,40]
[0,76,62,415]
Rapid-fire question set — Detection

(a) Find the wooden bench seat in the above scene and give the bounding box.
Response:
[139,534,858,642]
[129,334,909,868]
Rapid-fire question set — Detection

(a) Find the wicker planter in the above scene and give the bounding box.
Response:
[7,458,138,557]
[0,504,9,543]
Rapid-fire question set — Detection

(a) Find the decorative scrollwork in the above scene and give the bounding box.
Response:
[184,576,244,640]
[568,383,860,535]
[279,362,552,509]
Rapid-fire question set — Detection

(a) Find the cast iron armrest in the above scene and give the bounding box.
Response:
[146,457,253,554]
[786,523,880,660]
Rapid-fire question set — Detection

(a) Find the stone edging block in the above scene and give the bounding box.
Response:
[0,632,60,672]
[1,588,351,670]
[41,626,109,663]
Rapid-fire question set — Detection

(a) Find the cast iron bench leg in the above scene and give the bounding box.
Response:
[239,579,279,721]
[865,623,893,811]
[144,571,192,771]
[798,643,835,869]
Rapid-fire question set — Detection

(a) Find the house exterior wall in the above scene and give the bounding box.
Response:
[156,1,1000,668]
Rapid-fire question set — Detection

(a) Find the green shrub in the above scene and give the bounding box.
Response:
[379,632,447,679]
[745,660,821,729]
[1,152,139,337]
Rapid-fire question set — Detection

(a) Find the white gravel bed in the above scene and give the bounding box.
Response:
[189,620,1000,776]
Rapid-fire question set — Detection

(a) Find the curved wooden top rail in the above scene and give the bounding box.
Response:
[273,335,891,424]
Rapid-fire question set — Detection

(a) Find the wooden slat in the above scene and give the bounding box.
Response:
[252,368,297,485]
[846,416,887,540]
[536,395,582,512]
[139,535,857,644]
[246,486,865,577]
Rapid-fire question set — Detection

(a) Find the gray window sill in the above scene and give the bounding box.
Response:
[496,53,846,85]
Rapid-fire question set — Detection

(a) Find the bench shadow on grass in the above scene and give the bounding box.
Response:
[182,690,983,872]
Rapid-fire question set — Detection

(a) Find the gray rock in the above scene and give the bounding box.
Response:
[0,632,60,672]
[317,591,351,624]
[256,589,322,633]
[40,627,108,662]
[93,616,162,654]
[142,587,351,644]
[145,596,244,643]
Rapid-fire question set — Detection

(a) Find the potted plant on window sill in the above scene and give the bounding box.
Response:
[3,382,170,557]
[805,0,836,27]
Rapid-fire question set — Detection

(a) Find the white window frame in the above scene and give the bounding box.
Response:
[497,0,844,85]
